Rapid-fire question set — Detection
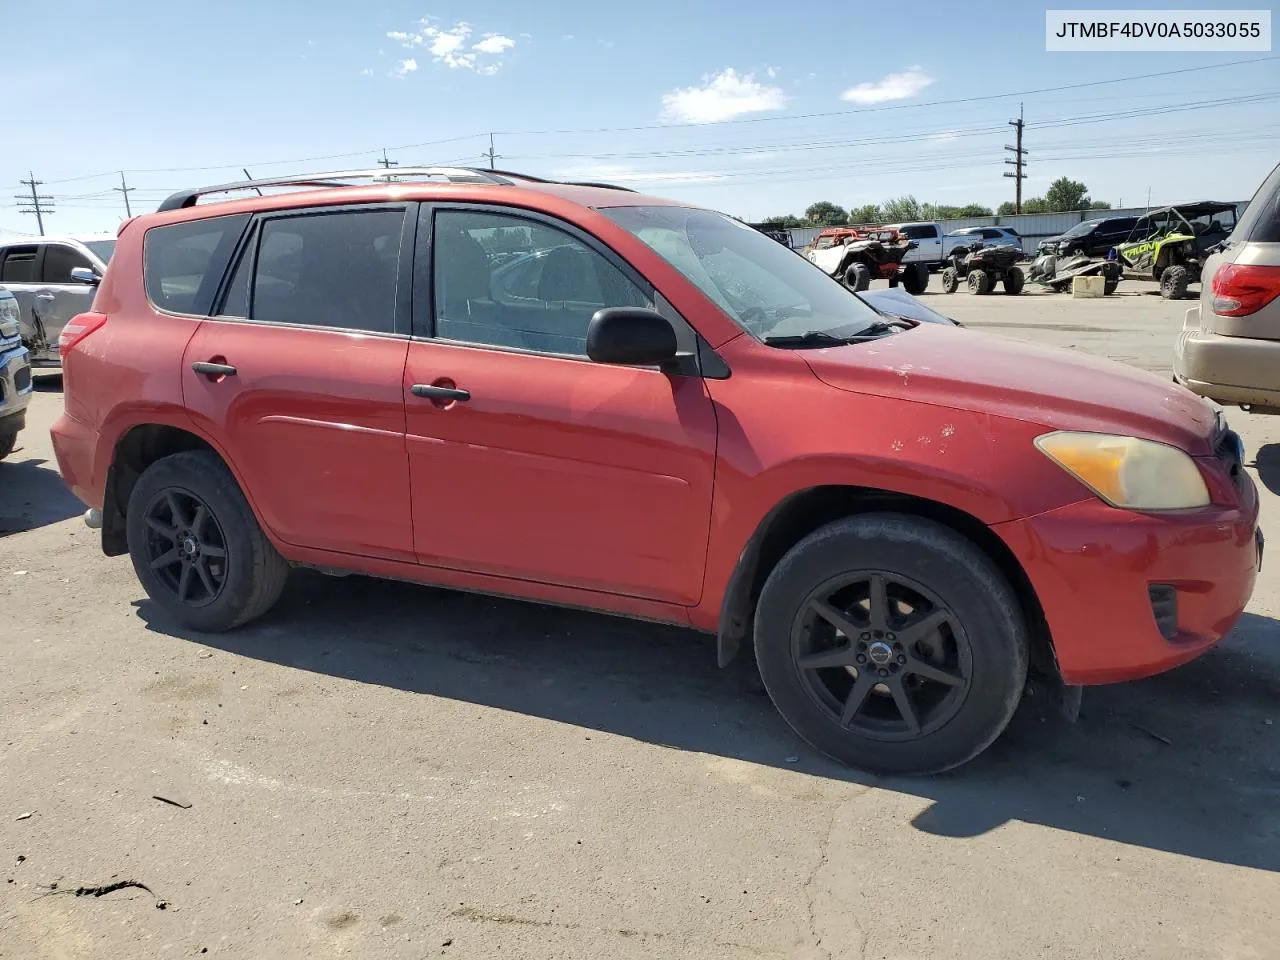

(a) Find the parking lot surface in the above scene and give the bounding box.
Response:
[2,280,1278,959]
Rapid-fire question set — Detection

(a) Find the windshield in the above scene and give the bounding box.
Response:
[84,240,116,264]
[1061,220,1102,239]
[601,206,882,341]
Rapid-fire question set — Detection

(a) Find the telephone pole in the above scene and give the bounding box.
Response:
[376,148,399,182]
[16,172,54,235]
[1003,103,1027,214]
[484,133,499,170]
[113,171,135,218]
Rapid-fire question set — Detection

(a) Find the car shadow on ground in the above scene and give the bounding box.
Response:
[0,455,84,536]
[136,572,1280,873]
[1252,443,1280,495]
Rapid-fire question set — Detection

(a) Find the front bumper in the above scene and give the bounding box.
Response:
[996,480,1261,686]
[0,337,33,431]
[1174,305,1280,409]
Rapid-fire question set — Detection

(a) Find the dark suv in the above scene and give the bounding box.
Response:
[1040,217,1140,258]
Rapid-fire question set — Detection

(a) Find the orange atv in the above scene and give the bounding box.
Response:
[804,226,928,293]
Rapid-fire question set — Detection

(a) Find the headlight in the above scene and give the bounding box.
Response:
[0,296,18,326]
[1035,431,1210,511]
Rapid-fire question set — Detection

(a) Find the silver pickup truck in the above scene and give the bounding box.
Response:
[0,235,114,366]
[0,286,33,460]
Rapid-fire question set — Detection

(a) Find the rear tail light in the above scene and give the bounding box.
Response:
[58,312,107,357]
[1210,263,1280,317]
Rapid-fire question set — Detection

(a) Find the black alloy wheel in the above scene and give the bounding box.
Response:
[142,488,229,607]
[791,571,971,740]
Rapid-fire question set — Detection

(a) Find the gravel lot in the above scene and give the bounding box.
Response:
[2,279,1278,959]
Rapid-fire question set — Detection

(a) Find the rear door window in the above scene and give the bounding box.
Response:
[220,207,407,334]
[903,225,938,240]
[41,244,95,283]
[145,214,251,315]
[0,245,39,283]
[1234,163,1280,243]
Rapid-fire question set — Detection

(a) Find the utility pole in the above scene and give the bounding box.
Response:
[113,171,135,218]
[484,133,499,170]
[377,148,399,180]
[16,172,54,235]
[1003,103,1027,214]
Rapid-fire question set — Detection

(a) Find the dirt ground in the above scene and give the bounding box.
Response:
[2,278,1278,959]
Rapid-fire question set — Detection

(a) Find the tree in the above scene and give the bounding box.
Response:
[1044,177,1095,212]
[955,203,994,218]
[1022,197,1051,214]
[880,195,922,222]
[848,204,882,225]
[762,214,806,227]
[1089,200,1113,210]
[997,201,1018,216]
[804,201,849,226]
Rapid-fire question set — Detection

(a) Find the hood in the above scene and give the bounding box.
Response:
[803,323,1218,454]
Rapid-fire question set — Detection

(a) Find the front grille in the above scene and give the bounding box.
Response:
[13,365,30,393]
[1148,584,1179,641]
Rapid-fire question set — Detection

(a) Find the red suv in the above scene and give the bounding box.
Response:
[51,167,1262,775]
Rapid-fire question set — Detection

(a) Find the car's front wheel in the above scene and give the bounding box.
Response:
[0,431,17,462]
[126,450,289,632]
[753,514,1029,775]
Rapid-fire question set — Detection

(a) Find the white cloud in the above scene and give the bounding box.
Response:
[474,34,515,55]
[554,163,726,185]
[395,58,418,78]
[360,67,374,76]
[839,66,935,104]
[765,66,778,79]
[386,19,516,73]
[562,33,575,40]
[928,129,960,141]
[660,68,786,124]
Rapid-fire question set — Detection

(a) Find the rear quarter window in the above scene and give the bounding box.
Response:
[1234,163,1280,244]
[144,214,251,315]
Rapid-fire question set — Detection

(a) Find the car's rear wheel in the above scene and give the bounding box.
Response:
[1160,264,1189,299]
[753,514,1029,775]
[941,268,959,294]
[1003,266,1025,295]
[0,431,17,462]
[967,269,991,295]
[126,450,289,632]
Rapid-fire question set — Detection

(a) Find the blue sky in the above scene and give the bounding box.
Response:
[1,0,1276,236]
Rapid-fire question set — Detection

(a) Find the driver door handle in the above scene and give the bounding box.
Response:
[35,292,56,301]
[192,361,237,376]
[411,383,470,402]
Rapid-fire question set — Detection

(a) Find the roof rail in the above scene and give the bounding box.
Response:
[156,167,517,212]
[560,180,639,193]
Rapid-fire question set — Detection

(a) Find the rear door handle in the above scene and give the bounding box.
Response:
[35,293,56,301]
[192,361,237,376]
[411,383,470,402]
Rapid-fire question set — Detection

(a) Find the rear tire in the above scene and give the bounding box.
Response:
[126,450,289,632]
[753,513,1029,775]
[941,268,959,294]
[0,431,16,462]
[1104,276,1120,296]
[902,263,928,295]
[1160,264,1189,299]
[967,269,991,295]
[1003,267,1025,295]
[846,262,872,292]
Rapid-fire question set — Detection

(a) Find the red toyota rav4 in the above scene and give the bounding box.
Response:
[51,167,1261,775]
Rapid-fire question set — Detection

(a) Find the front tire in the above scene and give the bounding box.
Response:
[845,262,872,292]
[0,431,16,461]
[941,267,959,294]
[1003,266,1025,295]
[753,514,1029,775]
[1160,264,1189,299]
[126,450,289,632]
[967,268,991,295]
[902,263,928,295]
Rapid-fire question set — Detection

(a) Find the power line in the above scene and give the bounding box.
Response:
[16,172,54,235]
[1004,103,1027,214]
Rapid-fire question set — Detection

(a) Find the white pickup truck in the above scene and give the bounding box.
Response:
[882,222,1024,268]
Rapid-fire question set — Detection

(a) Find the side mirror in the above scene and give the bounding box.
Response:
[69,267,101,285]
[586,308,678,367]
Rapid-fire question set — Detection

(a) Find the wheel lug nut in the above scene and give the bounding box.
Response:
[878,668,889,678]
[860,633,871,641]
[897,654,907,665]
[886,633,896,641]
[855,654,867,664]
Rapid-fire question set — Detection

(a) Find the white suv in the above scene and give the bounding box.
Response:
[0,234,115,365]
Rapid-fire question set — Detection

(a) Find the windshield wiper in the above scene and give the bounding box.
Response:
[762,321,903,348]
